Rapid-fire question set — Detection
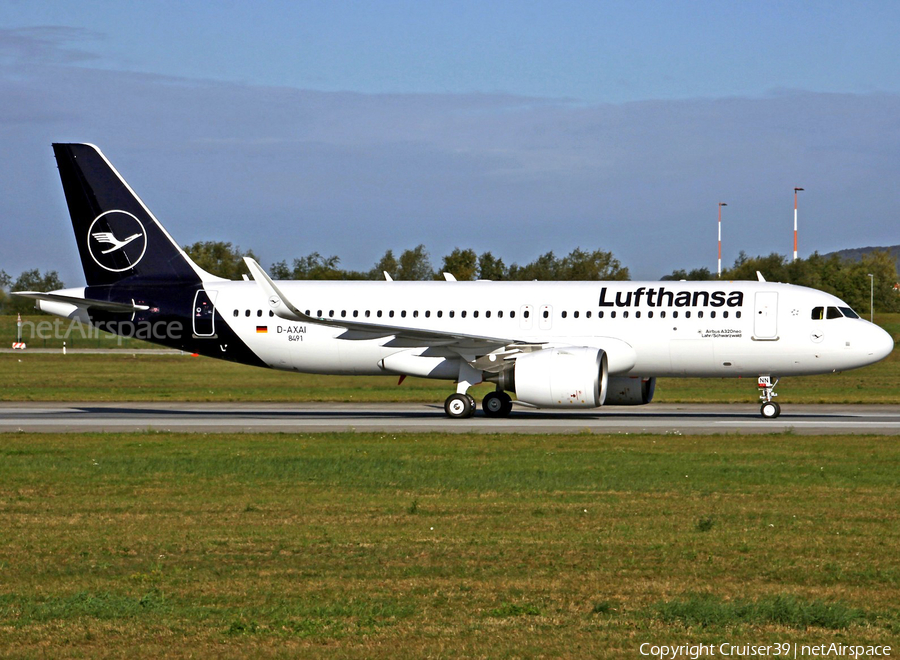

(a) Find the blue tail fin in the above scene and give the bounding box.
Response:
[53,143,211,287]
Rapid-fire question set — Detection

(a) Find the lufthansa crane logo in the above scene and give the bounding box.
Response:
[87,210,147,272]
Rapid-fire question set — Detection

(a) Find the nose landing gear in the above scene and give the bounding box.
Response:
[758,376,781,418]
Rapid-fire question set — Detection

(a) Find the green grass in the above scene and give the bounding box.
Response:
[1,314,157,350]
[0,431,899,658]
[1,313,898,403]
[2,348,898,404]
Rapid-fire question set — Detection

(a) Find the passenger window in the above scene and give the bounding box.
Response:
[461,311,467,318]
[598,311,604,318]
[736,311,742,318]
[574,311,579,319]
[389,310,395,318]
[233,310,238,317]
[510,311,516,319]
[827,307,842,319]
[635,311,641,319]
[473,311,479,318]
[811,306,824,320]
[523,310,530,319]
[623,311,629,318]
[486,311,491,318]
[723,311,728,319]
[437,311,443,318]
[648,311,653,318]
[660,311,666,318]
[685,311,691,318]
[353,310,358,318]
[341,310,346,318]
[365,310,371,318]
[710,311,715,318]
[697,311,703,319]
[401,311,406,318]
[449,311,455,318]
[377,310,383,318]
[425,311,430,318]
[498,311,503,318]
[542,310,549,319]
[586,311,591,319]
[561,311,567,319]
[672,311,678,319]
[245,310,251,317]
[611,311,616,318]
[269,311,274,317]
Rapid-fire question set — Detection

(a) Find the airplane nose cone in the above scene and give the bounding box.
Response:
[868,324,895,362]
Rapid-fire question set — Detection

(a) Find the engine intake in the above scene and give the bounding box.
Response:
[487,347,608,408]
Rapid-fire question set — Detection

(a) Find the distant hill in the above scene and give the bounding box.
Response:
[824,245,900,270]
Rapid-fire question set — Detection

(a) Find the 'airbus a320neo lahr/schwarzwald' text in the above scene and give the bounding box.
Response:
[15,144,894,419]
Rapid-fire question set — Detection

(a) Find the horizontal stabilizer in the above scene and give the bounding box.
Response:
[12,291,149,313]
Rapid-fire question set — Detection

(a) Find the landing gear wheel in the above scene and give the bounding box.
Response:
[482,391,513,418]
[760,401,781,419]
[466,393,476,409]
[445,393,475,419]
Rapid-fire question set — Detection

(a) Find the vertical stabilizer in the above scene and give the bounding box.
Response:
[52,143,214,286]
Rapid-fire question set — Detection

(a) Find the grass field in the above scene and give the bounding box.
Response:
[2,345,898,404]
[2,313,898,405]
[0,431,898,658]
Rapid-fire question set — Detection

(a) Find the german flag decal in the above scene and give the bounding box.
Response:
[256,326,267,334]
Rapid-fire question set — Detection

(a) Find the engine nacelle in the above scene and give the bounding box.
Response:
[509,347,608,408]
[605,376,656,405]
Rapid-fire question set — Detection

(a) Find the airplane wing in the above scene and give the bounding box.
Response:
[12,291,149,313]
[243,257,540,356]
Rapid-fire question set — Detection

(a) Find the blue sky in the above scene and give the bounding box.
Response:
[2,1,899,282]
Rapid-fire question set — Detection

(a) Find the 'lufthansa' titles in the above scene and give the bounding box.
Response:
[598,286,743,308]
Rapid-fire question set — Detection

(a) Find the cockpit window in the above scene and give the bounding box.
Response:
[826,306,843,319]
[839,307,860,319]
[811,307,824,320]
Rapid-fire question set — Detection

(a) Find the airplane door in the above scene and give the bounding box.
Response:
[193,289,217,337]
[519,304,534,331]
[539,304,553,331]
[753,292,778,339]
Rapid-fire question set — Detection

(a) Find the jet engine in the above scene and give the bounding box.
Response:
[605,376,656,405]
[487,347,608,408]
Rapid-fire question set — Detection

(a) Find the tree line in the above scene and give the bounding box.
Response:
[181,241,631,283]
[662,250,900,314]
[2,242,897,315]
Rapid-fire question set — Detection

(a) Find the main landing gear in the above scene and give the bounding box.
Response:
[443,391,513,419]
[758,376,781,419]
[482,391,513,418]
[444,393,476,418]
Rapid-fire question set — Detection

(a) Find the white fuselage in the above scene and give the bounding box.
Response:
[199,279,892,380]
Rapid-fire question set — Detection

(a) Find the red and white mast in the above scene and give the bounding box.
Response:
[717,202,727,277]
[793,187,804,261]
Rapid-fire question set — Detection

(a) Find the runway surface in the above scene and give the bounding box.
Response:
[2,402,900,434]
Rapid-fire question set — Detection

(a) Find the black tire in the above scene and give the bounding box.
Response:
[760,401,781,419]
[483,391,513,418]
[445,393,474,418]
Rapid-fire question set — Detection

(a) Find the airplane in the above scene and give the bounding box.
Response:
[14,143,895,419]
